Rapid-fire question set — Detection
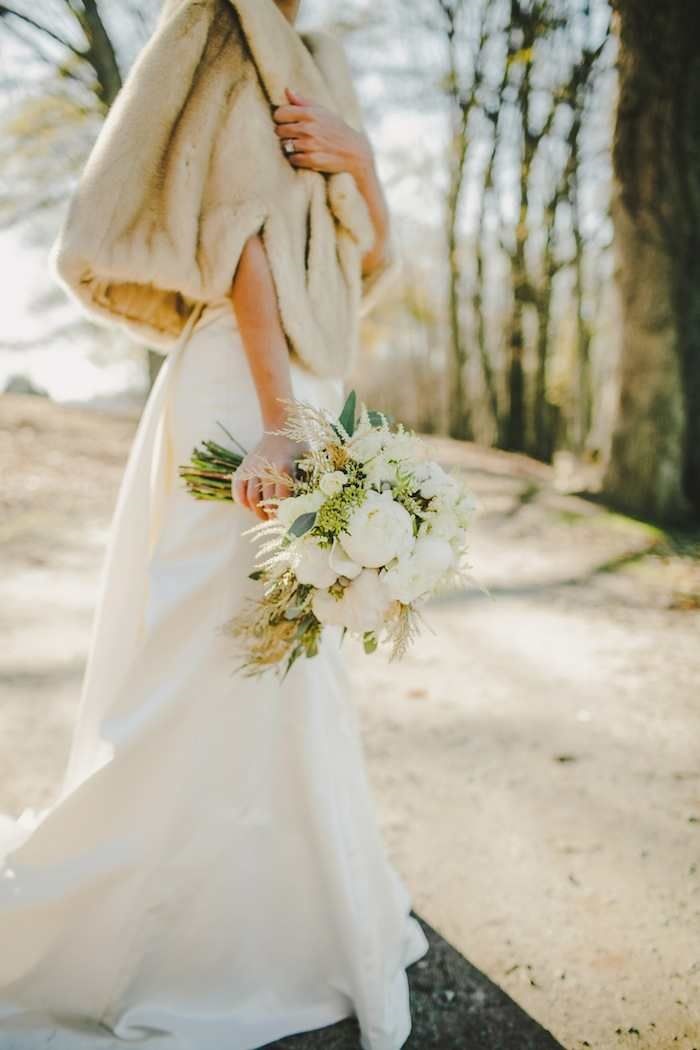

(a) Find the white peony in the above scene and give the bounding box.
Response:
[382,535,454,604]
[328,538,363,580]
[340,490,415,569]
[275,489,324,528]
[290,535,337,588]
[419,501,459,541]
[418,462,459,500]
[356,429,424,489]
[311,569,392,633]
[410,461,432,485]
[319,470,347,497]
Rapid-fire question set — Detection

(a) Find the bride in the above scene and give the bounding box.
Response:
[0,1,429,1048]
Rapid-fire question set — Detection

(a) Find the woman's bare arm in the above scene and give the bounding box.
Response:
[228,233,306,520]
[349,147,392,278]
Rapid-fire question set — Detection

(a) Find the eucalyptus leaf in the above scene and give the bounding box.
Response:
[338,389,357,436]
[368,409,392,428]
[288,511,317,537]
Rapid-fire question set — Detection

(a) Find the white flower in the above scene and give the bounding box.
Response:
[364,453,398,488]
[411,461,432,485]
[418,462,459,500]
[319,470,347,497]
[276,489,324,528]
[356,429,424,489]
[340,490,415,569]
[328,538,363,580]
[290,535,337,588]
[311,569,392,634]
[419,502,459,541]
[381,429,422,463]
[346,428,386,464]
[455,489,478,525]
[382,535,454,604]
[449,526,469,556]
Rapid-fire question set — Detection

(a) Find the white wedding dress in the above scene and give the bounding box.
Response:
[0,296,429,1050]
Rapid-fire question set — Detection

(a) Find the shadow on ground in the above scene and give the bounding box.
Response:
[265,915,563,1049]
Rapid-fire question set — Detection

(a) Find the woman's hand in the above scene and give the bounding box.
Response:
[274,88,392,279]
[273,87,371,177]
[231,431,308,521]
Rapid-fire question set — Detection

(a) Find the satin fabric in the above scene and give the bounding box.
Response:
[0,298,429,1050]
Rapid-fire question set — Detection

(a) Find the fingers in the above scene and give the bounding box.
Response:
[288,151,333,170]
[275,477,292,504]
[261,479,276,518]
[280,136,316,155]
[273,103,314,124]
[274,121,311,139]
[232,469,265,519]
[232,468,249,510]
[285,87,314,107]
[246,475,267,520]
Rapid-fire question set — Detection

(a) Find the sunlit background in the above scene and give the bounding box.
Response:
[1,4,699,1049]
[1,0,616,465]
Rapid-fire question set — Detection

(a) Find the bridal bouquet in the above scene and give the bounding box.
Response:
[179,391,478,677]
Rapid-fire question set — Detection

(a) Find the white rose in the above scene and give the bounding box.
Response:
[328,538,363,580]
[290,535,337,588]
[311,569,391,634]
[276,489,324,528]
[382,535,454,604]
[340,490,415,569]
[319,470,347,497]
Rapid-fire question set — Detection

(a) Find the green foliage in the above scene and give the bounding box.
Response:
[312,482,367,541]
[288,511,317,537]
[338,389,357,437]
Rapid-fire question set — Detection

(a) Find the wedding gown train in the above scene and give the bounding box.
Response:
[0,297,429,1050]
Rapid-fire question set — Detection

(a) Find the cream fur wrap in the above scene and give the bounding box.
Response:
[49,0,399,379]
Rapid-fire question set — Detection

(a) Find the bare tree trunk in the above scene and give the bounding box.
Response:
[445,122,472,440]
[503,0,542,453]
[603,1,700,520]
[473,189,501,441]
[570,163,593,450]
[532,281,555,460]
[441,0,474,441]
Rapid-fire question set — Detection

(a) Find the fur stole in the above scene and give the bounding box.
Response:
[49,0,399,378]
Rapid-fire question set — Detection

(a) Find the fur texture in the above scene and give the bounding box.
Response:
[50,0,399,378]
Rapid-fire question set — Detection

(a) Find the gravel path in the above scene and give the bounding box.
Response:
[1,394,698,1050]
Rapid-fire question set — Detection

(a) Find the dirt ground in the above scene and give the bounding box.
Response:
[0,393,699,1050]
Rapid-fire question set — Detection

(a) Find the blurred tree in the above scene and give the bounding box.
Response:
[0,0,162,382]
[349,0,613,457]
[603,0,700,520]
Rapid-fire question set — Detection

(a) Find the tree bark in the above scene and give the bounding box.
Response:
[603,0,700,520]
[445,121,472,440]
